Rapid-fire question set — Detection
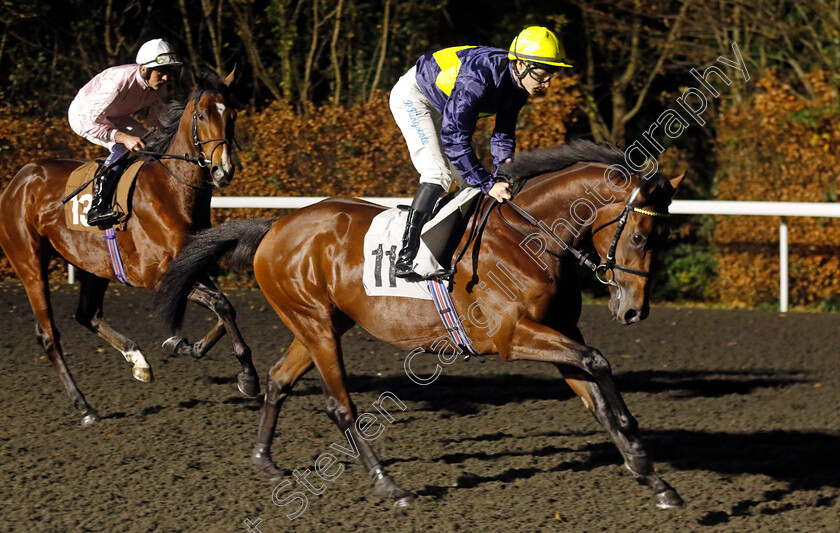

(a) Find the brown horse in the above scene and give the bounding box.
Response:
[0,70,259,426]
[155,141,685,508]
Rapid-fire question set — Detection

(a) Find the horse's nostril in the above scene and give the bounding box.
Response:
[624,309,638,323]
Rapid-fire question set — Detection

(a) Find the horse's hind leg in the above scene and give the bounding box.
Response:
[74,269,153,383]
[162,278,259,397]
[304,328,413,507]
[252,338,314,477]
[3,236,100,424]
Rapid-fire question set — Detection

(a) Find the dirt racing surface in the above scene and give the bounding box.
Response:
[0,282,838,533]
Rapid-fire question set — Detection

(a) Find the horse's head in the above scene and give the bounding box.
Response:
[590,172,685,324]
[184,68,237,188]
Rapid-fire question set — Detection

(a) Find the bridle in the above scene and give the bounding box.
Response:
[501,184,670,286]
[189,111,235,169]
[136,105,237,190]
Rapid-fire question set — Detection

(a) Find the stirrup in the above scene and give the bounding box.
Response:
[86,210,120,229]
[395,264,421,280]
[427,267,455,281]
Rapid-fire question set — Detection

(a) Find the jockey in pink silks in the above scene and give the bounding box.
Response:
[68,38,182,227]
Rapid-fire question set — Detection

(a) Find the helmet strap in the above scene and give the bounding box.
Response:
[514,60,540,86]
[140,66,155,89]
[513,60,528,84]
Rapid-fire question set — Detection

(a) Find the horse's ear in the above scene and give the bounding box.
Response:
[669,171,686,191]
[224,64,236,87]
[189,70,198,90]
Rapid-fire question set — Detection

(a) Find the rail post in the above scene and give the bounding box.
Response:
[779,217,788,313]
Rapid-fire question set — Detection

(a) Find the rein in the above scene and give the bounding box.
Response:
[500,184,670,284]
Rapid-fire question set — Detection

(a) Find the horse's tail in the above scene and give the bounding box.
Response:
[154,218,276,333]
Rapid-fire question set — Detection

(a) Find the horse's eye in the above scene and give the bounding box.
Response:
[198,113,205,120]
[632,234,645,245]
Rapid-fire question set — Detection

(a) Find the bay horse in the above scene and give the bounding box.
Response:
[155,141,685,508]
[0,70,259,426]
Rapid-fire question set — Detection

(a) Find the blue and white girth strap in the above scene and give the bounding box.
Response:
[427,279,479,359]
[104,228,132,286]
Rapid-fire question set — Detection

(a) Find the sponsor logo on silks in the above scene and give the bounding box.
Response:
[404,100,430,146]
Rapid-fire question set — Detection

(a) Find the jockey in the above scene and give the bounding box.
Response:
[68,38,182,228]
[390,26,572,278]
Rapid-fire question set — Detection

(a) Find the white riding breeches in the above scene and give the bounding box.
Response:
[389,66,466,190]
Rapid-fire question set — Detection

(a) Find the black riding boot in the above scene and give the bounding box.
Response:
[395,182,444,278]
[395,209,431,278]
[86,167,121,228]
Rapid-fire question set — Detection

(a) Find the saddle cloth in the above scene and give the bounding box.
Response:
[63,160,145,233]
[362,187,481,299]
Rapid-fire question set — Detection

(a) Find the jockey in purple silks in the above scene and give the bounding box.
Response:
[389,26,572,278]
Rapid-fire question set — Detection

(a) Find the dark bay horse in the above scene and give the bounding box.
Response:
[0,70,259,426]
[156,141,685,508]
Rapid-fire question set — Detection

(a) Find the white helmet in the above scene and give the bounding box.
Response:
[136,39,182,68]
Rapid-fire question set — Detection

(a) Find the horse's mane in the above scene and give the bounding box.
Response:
[140,72,232,159]
[504,139,625,180]
[501,139,671,197]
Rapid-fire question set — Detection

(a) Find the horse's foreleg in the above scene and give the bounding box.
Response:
[164,279,259,397]
[502,318,682,508]
[253,339,313,477]
[559,367,682,509]
[74,270,153,383]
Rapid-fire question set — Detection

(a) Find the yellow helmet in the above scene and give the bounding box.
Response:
[508,26,571,69]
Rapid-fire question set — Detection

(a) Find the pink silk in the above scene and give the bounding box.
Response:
[68,64,166,143]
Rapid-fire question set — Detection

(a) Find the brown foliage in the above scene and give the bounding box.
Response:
[714,70,840,307]
[231,76,581,200]
[0,79,580,282]
[0,109,103,280]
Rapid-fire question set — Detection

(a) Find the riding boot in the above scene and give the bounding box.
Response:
[394,209,431,278]
[395,182,444,278]
[86,167,121,228]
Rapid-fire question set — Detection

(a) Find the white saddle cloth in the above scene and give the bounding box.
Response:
[362,188,481,300]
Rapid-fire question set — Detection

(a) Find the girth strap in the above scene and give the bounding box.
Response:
[427,279,480,361]
[104,228,132,286]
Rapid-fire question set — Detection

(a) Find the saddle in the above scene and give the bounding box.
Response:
[63,159,145,233]
[362,188,482,299]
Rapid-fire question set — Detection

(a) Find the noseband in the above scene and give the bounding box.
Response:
[503,184,669,285]
[190,112,233,169]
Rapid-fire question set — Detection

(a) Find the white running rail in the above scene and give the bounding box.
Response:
[69,198,840,313]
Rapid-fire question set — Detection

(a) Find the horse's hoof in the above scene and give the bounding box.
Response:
[163,336,200,358]
[257,462,291,480]
[253,448,290,479]
[238,374,260,398]
[654,488,684,509]
[393,494,415,508]
[81,411,101,426]
[162,336,184,353]
[132,365,154,383]
[374,474,413,501]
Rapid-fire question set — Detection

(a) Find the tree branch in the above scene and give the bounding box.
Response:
[330,0,344,106]
[622,1,690,128]
[368,0,391,103]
